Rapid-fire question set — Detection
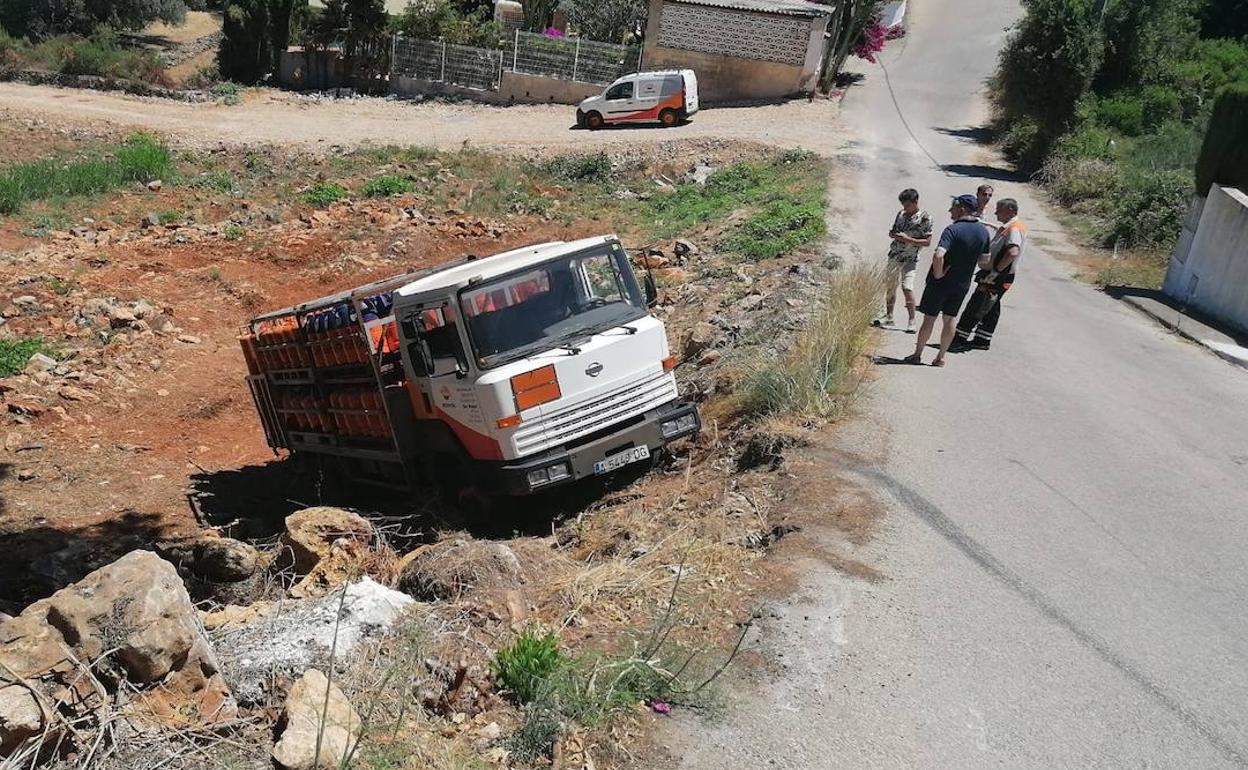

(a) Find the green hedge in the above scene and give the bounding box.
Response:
[1195,83,1248,196]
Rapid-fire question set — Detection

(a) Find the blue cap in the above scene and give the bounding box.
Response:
[952,194,977,210]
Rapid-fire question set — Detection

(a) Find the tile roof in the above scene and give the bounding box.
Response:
[666,0,837,17]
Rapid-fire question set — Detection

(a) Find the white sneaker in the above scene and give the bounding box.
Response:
[886,315,896,327]
[905,319,916,333]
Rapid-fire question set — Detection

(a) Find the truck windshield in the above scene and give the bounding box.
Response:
[461,245,646,368]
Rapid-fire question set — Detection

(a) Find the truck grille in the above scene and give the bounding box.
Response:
[513,369,677,454]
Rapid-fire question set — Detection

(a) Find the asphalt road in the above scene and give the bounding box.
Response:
[655,0,1248,767]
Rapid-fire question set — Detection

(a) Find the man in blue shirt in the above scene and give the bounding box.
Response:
[903,194,991,367]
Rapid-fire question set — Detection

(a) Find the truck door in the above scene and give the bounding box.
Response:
[399,305,468,415]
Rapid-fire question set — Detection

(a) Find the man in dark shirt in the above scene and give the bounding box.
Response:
[904,194,991,367]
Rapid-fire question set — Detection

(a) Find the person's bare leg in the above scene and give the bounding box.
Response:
[933,313,959,364]
[885,284,897,320]
[902,288,916,324]
[910,313,936,360]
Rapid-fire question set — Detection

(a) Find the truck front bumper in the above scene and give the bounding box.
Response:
[489,400,700,496]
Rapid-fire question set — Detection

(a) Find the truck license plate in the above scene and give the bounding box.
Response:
[594,445,650,475]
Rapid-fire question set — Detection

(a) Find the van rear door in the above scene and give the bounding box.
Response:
[682,70,699,115]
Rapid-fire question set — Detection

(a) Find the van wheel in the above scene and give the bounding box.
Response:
[575,109,586,128]
[659,108,679,127]
[585,111,605,130]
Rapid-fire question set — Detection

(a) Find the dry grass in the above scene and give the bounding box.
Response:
[738,264,883,419]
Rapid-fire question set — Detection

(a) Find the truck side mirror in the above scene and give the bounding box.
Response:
[643,271,659,308]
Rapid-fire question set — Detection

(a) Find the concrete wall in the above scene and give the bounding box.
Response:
[391,72,603,106]
[500,71,603,104]
[641,0,830,103]
[1163,184,1248,333]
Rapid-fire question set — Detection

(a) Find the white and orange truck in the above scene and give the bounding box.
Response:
[239,235,700,497]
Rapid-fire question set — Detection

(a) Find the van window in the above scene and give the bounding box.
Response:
[661,75,682,98]
[605,82,633,101]
[639,79,660,97]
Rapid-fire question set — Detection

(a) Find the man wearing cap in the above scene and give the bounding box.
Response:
[953,198,1027,351]
[904,194,991,367]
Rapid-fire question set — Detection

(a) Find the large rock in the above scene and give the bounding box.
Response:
[397,539,523,601]
[272,669,361,770]
[280,507,374,575]
[0,551,237,758]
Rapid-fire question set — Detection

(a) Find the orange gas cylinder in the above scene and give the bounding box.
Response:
[238,332,261,375]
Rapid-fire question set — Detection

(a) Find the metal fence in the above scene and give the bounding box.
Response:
[391,35,503,91]
[510,31,641,86]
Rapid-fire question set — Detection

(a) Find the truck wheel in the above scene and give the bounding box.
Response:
[659,108,679,127]
[585,111,605,130]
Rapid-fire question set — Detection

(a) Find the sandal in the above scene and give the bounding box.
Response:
[902,354,923,365]
[931,358,946,367]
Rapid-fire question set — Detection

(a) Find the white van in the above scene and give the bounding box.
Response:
[576,70,699,130]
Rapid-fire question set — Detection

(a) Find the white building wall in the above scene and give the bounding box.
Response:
[1163,184,1248,333]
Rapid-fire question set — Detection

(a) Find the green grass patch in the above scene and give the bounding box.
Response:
[190,171,235,193]
[302,181,349,207]
[493,627,561,705]
[223,224,246,241]
[0,29,170,85]
[362,175,416,198]
[0,338,53,377]
[720,197,826,261]
[0,133,172,215]
[642,153,827,251]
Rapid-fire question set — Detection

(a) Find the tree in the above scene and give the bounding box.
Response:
[218,0,306,83]
[994,0,1102,168]
[1199,0,1248,40]
[393,0,499,46]
[818,0,882,91]
[1097,0,1201,91]
[305,0,389,90]
[1,0,188,39]
[563,0,646,43]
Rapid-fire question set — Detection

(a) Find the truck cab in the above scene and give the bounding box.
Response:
[241,236,700,497]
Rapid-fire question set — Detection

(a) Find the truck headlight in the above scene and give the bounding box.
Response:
[528,462,571,488]
[660,413,698,438]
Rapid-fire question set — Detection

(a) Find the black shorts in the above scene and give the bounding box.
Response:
[918,278,971,317]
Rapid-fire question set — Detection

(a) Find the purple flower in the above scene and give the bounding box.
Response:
[651,700,673,714]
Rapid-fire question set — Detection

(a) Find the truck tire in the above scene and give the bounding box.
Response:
[659,108,679,127]
[585,111,605,130]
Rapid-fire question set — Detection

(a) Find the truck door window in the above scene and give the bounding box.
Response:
[407,306,466,377]
[605,82,633,101]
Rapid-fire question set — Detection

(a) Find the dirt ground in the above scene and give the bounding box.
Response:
[0,82,842,154]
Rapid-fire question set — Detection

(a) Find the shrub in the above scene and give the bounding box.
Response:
[0,338,51,377]
[541,152,613,184]
[1139,85,1182,129]
[1042,156,1119,207]
[362,174,416,197]
[1095,95,1145,135]
[2,0,187,39]
[224,224,245,240]
[493,627,562,705]
[1102,168,1189,247]
[302,181,349,206]
[1195,83,1248,195]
